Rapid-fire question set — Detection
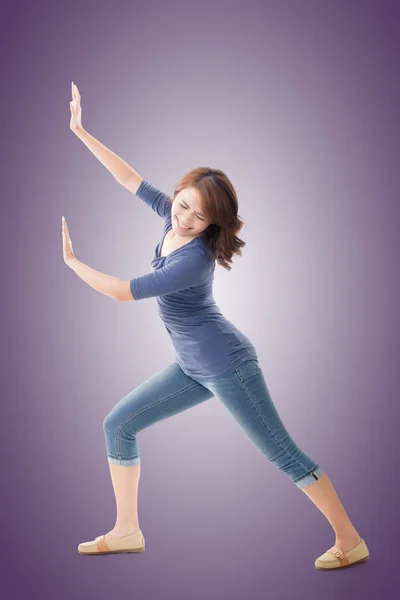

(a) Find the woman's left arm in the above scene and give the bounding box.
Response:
[62,216,133,302]
[69,259,133,302]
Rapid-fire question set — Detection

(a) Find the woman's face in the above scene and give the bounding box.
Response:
[171,187,211,238]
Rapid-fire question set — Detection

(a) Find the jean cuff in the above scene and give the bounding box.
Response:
[107,455,141,466]
[294,465,324,489]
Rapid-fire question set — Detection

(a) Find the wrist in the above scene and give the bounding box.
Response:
[74,125,85,139]
[69,257,80,270]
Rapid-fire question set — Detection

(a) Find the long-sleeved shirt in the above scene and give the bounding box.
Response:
[130,179,258,382]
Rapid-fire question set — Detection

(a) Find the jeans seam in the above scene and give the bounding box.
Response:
[233,365,312,477]
[114,382,201,459]
[293,465,320,483]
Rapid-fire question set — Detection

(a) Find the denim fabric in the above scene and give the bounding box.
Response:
[104,358,324,489]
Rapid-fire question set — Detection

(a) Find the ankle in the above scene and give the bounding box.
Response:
[113,523,140,535]
[335,532,361,545]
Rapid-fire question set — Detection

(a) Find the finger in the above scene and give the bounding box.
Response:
[71,86,77,108]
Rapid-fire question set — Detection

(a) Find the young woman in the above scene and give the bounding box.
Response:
[65,82,369,569]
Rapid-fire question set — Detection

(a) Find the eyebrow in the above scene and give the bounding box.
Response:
[181,199,205,218]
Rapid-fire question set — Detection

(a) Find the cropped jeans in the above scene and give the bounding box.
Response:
[103,358,324,489]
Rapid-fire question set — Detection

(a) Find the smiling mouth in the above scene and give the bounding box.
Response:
[176,216,192,230]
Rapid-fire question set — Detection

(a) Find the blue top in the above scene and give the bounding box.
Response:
[130,179,258,382]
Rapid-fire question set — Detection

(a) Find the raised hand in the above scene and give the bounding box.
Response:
[70,82,83,132]
[62,216,77,267]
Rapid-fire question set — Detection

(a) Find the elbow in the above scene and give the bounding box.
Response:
[115,280,135,302]
[114,291,127,302]
[115,295,134,303]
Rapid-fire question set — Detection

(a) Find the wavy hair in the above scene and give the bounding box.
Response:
[172,167,246,271]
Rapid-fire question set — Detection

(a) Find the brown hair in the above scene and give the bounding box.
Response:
[172,167,246,271]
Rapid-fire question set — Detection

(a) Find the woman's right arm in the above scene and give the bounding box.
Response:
[70,82,143,194]
[74,126,143,193]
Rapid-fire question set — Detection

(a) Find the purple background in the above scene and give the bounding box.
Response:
[4,0,399,598]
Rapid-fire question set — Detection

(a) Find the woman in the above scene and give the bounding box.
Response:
[65,82,369,569]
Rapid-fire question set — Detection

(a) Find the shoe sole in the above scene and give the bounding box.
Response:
[315,555,369,570]
[78,547,145,555]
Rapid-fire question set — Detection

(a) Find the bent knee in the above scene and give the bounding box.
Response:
[103,411,122,437]
[103,410,139,439]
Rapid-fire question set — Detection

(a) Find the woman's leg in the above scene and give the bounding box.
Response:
[300,475,361,553]
[201,359,362,553]
[106,463,141,538]
[102,361,214,539]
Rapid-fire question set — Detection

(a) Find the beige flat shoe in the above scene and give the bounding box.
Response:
[315,538,369,570]
[78,530,145,555]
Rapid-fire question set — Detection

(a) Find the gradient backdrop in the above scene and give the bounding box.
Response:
[3,0,399,598]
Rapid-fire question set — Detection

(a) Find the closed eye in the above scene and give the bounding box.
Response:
[179,203,205,221]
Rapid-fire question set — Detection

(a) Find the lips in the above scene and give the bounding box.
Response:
[176,216,191,230]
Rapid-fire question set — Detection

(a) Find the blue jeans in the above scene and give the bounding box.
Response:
[104,358,324,489]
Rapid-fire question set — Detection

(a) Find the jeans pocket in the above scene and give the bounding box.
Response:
[251,359,260,368]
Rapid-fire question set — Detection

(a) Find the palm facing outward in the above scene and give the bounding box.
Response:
[70,82,82,131]
[62,216,76,266]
